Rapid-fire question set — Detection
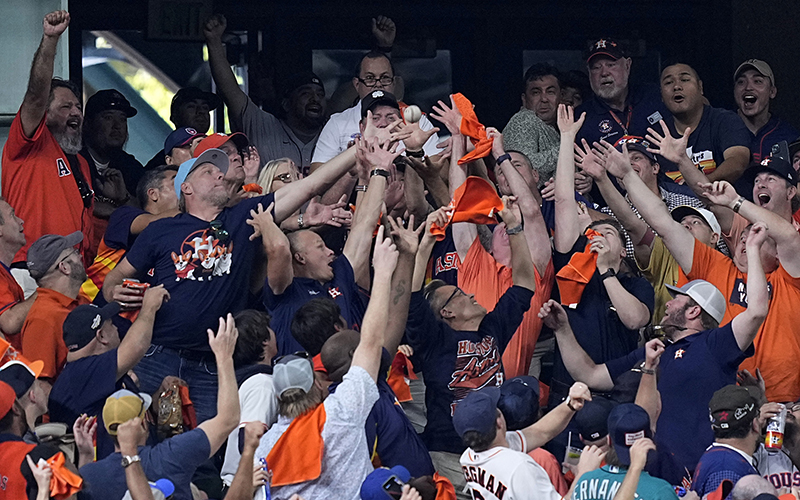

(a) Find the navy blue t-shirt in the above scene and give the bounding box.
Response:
[125,194,274,351]
[429,227,459,286]
[575,83,670,147]
[80,427,211,500]
[692,445,758,496]
[551,235,654,395]
[263,254,366,356]
[405,285,534,454]
[750,115,799,164]
[606,323,754,486]
[104,205,146,251]
[659,105,751,185]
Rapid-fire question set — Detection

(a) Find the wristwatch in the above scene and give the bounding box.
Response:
[370,168,390,178]
[121,455,141,468]
[599,268,617,281]
[495,153,512,165]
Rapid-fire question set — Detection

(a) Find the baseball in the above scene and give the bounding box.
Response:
[404,105,422,124]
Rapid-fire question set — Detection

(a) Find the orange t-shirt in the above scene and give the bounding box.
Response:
[689,240,800,402]
[19,288,79,380]
[0,263,25,348]
[458,237,555,378]
[1,112,95,265]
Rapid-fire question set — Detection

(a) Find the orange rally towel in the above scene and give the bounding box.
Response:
[47,451,83,499]
[242,183,263,194]
[452,93,493,165]
[267,404,327,487]
[387,352,417,402]
[0,339,44,376]
[430,177,504,241]
[555,229,602,307]
[178,385,197,430]
[434,472,457,500]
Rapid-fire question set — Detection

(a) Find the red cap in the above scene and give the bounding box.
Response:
[430,176,504,240]
[312,354,328,374]
[0,381,15,419]
[193,132,249,157]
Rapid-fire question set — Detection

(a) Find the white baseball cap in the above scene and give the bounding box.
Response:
[273,354,314,397]
[671,205,721,236]
[665,279,726,324]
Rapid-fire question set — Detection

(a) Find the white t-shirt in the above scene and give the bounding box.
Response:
[311,103,441,164]
[754,444,800,489]
[220,373,278,486]
[460,431,562,500]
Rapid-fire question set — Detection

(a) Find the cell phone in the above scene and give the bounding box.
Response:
[382,475,404,499]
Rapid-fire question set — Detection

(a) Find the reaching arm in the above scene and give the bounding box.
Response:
[520,382,591,451]
[117,418,156,500]
[102,258,139,303]
[407,154,451,209]
[351,226,398,382]
[707,146,751,183]
[539,300,614,390]
[117,286,170,379]
[0,293,37,336]
[499,196,536,292]
[554,105,586,253]
[224,422,267,500]
[615,439,657,500]
[203,15,248,128]
[730,223,770,350]
[635,339,664,432]
[384,217,424,355]
[129,209,180,235]
[20,11,70,139]
[412,209,448,291]
[198,314,240,456]
[247,202,293,295]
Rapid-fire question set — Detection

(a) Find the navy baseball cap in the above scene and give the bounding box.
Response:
[498,376,540,431]
[574,396,616,442]
[0,360,43,398]
[360,90,400,119]
[587,38,626,64]
[174,148,230,198]
[615,136,657,163]
[85,89,137,119]
[607,403,652,466]
[164,127,206,156]
[360,465,411,500]
[755,156,796,185]
[170,87,222,116]
[453,386,501,438]
[63,302,121,352]
[281,71,325,98]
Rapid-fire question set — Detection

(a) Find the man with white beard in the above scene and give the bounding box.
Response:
[1,10,96,283]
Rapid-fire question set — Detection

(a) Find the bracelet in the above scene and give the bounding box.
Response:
[297,213,305,229]
[377,45,393,53]
[640,368,656,375]
[355,184,368,192]
[370,168,390,178]
[600,269,617,281]
[495,153,512,165]
[506,224,524,235]
[95,194,126,208]
[732,196,745,213]
[405,149,425,159]
[565,396,579,412]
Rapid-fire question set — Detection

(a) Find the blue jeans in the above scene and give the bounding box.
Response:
[134,345,219,424]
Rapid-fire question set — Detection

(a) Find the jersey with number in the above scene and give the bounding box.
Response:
[754,444,800,490]
[459,431,561,500]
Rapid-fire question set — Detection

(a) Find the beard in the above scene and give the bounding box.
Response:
[202,190,230,209]
[51,126,83,155]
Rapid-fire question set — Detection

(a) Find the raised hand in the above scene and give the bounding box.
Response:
[400,484,423,500]
[396,120,439,152]
[246,202,278,240]
[644,338,665,370]
[746,221,769,250]
[73,415,97,466]
[576,445,607,478]
[372,225,399,276]
[594,140,633,179]
[698,180,739,208]
[430,96,463,136]
[538,299,570,331]
[388,215,424,256]
[556,104,586,138]
[645,120,690,164]
[140,284,170,314]
[498,195,521,229]
[540,178,555,201]
[242,145,261,183]
[243,420,267,453]
[371,15,396,48]
[304,196,352,228]
[567,382,592,410]
[116,417,147,454]
[362,111,411,144]
[421,207,450,246]
[356,136,403,170]
[590,235,616,273]
[43,10,70,38]
[628,437,656,472]
[25,455,52,493]
[737,368,766,397]
[203,13,227,42]
[574,141,606,181]
[208,313,238,361]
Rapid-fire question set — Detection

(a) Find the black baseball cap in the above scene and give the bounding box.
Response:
[708,385,759,431]
[62,303,121,352]
[281,71,325,98]
[0,360,43,398]
[84,89,137,119]
[360,90,400,119]
[170,87,222,117]
[755,156,796,185]
[587,38,626,64]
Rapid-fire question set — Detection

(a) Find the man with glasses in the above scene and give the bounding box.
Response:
[19,232,88,381]
[310,51,440,170]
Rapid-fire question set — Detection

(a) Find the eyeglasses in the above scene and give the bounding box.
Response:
[357,75,393,87]
[441,287,466,311]
[210,220,229,243]
[274,350,310,364]
[275,172,294,183]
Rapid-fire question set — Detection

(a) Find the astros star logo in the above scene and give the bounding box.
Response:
[674,349,685,359]
[596,39,607,49]
[719,411,729,421]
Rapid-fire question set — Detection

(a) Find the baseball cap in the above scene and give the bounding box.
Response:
[453,386,501,438]
[281,71,325,98]
[360,90,400,119]
[62,302,121,352]
[788,139,800,163]
[0,360,44,398]
[122,479,175,500]
[193,132,249,157]
[84,89,138,119]
[170,87,222,116]
[607,403,652,466]
[709,385,759,431]
[575,396,617,441]
[615,136,657,163]
[0,381,14,420]
[670,205,722,236]
[498,376,540,431]
[360,465,411,500]
[587,38,626,64]
[665,279,726,324]
[174,148,230,198]
[27,231,84,280]
[164,127,206,156]
[273,354,314,398]
[734,59,775,85]
[103,389,152,435]
[755,156,796,185]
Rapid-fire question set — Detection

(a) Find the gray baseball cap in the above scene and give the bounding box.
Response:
[27,231,84,279]
[665,279,726,324]
[273,354,314,397]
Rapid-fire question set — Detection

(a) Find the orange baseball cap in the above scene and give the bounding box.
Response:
[193,132,249,157]
[430,176,504,240]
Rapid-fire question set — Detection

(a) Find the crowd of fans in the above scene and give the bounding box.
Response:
[2,8,800,500]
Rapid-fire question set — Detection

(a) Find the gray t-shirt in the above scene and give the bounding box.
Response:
[254,365,380,500]
[240,97,319,168]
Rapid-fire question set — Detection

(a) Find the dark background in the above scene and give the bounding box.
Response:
[66,0,800,131]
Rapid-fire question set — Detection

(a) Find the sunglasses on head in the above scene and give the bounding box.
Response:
[210,219,229,243]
